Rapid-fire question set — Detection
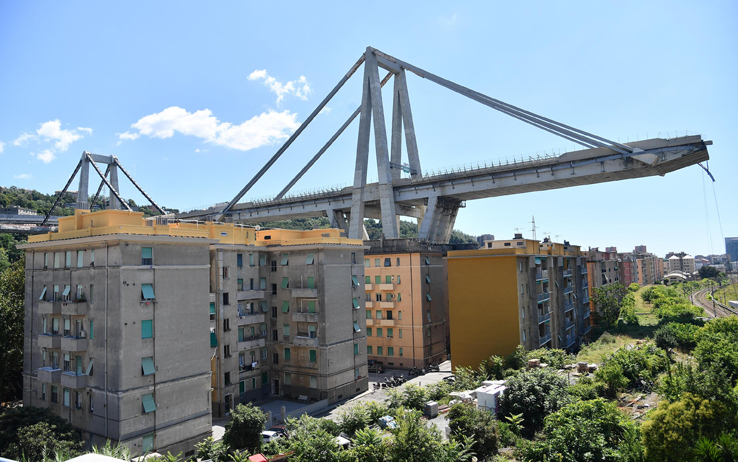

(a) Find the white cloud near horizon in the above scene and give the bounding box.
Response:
[11,120,88,163]
[122,106,300,151]
[34,149,56,164]
[14,173,32,179]
[248,70,312,104]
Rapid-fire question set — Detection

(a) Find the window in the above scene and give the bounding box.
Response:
[284,347,291,361]
[222,266,230,279]
[376,328,383,337]
[65,251,72,268]
[225,372,231,385]
[427,310,431,322]
[53,285,59,301]
[237,254,243,267]
[260,278,266,290]
[210,331,217,347]
[386,310,393,320]
[351,275,359,287]
[210,303,216,321]
[41,383,46,401]
[309,350,317,362]
[375,276,381,285]
[141,247,152,265]
[271,261,277,272]
[376,311,382,320]
[375,258,380,267]
[388,347,394,357]
[44,253,48,268]
[281,277,289,289]
[51,385,58,403]
[272,329,278,341]
[308,301,316,313]
[281,254,289,266]
[367,328,372,336]
[308,277,315,289]
[399,329,403,338]
[351,252,356,264]
[250,279,254,290]
[352,298,360,309]
[223,293,230,305]
[141,284,155,300]
[259,254,266,266]
[354,343,359,355]
[142,357,155,376]
[262,372,269,385]
[282,301,289,313]
[62,285,71,301]
[398,293,402,302]
[387,328,393,337]
[271,306,277,318]
[367,345,373,355]
[52,318,59,335]
[310,376,317,388]
[386,275,392,284]
[377,346,383,356]
[397,275,401,284]
[283,323,290,337]
[364,259,370,268]
[427,328,431,337]
[249,254,255,266]
[252,377,257,389]
[77,250,84,267]
[64,320,71,336]
[142,393,156,413]
[39,286,47,301]
[365,276,371,284]
[399,347,404,357]
[237,279,243,291]
[64,353,71,371]
[141,320,153,339]
[384,258,391,267]
[63,388,70,407]
[397,258,400,266]
[273,353,279,364]
[284,373,291,385]
[308,325,317,338]
[54,253,60,268]
[306,253,315,265]
[223,318,230,332]
[261,348,267,360]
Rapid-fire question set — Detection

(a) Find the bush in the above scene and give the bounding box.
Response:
[504,345,529,370]
[0,407,83,460]
[387,384,428,411]
[595,362,630,397]
[523,399,642,462]
[569,376,606,401]
[222,403,268,454]
[195,437,229,462]
[526,348,573,370]
[628,283,641,293]
[338,403,370,436]
[654,322,700,352]
[598,343,668,392]
[478,355,505,380]
[694,316,738,384]
[499,368,572,436]
[447,403,499,460]
[658,363,737,404]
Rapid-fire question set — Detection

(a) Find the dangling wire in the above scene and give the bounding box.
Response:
[701,170,714,255]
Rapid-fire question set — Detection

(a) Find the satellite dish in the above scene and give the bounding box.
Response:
[255,225,261,231]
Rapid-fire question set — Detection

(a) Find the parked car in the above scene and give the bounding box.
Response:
[378,415,398,429]
[261,430,282,443]
[269,425,288,438]
[442,375,457,384]
[368,363,385,373]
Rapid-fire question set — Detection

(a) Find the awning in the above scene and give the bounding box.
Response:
[142,393,156,413]
[282,301,289,313]
[62,286,71,296]
[141,357,155,376]
[141,284,155,300]
[281,278,289,289]
[426,293,432,301]
[39,287,47,301]
[351,275,359,286]
[353,322,361,332]
[260,301,268,312]
[352,298,360,309]
[306,253,314,265]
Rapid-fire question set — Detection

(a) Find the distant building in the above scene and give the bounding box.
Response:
[0,205,38,215]
[727,238,738,266]
[634,245,648,253]
[666,252,695,275]
[476,234,494,246]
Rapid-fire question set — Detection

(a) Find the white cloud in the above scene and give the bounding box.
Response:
[77,127,93,134]
[117,131,140,141]
[34,150,56,164]
[248,70,312,104]
[319,107,332,115]
[0,140,4,152]
[37,120,83,151]
[13,132,35,146]
[125,107,300,152]
[14,173,32,179]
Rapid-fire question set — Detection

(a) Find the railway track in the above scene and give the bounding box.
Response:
[693,288,737,318]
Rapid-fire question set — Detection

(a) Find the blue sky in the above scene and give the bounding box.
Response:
[1,1,736,257]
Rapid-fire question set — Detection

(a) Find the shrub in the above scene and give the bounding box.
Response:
[569,376,606,401]
[447,403,499,460]
[338,403,370,436]
[499,368,572,436]
[478,355,505,380]
[598,343,668,392]
[523,399,642,462]
[222,403,268,454]
[694,316,738,384]
[387,384,428,411]
[195,437,229,462]
[526,348,573,370]
[0,407,83,460]
[654,322,700,352]
[658,363,737,406]
[504,345,529,370]
[595,362,629,397]
[628,283,641,293]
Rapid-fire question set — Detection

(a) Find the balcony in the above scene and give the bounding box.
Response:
[291,288,318,298]
[365,301,374,308]
[292,312,319,323]
[564,286,573,295]
[378,283,394,291]
[364,284,374,291]
[38,301,61,315]
[293,336,319,348]
[37,367,61,383]
[539,333,552,346]
[366,319,374,326]
[38,334,62,349]
[565,335,577,349]
[61,372,87,389]
[583,324,592,334]
[564,301,574,312]
[538,312,550,324]
[563,269,572,277]
[565,318,575,329]
[61,336,87,352]
[239,362,260,373]
[581,281,589,290]
[379,301,395,309]
[536,270,549,281]
[537,292,550,303]
[582,307,591,319]
[237,290,266,301]
[377,319,395,327]
[238,336,266,351]
[62,300,88,316]
[581,267,588,274]
[237,313,265,326]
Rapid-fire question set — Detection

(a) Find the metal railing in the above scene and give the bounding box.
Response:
[538,312,551,324]
[539,333,552,346]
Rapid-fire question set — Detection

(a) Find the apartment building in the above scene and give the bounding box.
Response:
[665,252,696,275]
[447,235,590,369]
[209,229,368,417]
[21,210,214,456]
[362,240,447,369]
[586,248,622,326]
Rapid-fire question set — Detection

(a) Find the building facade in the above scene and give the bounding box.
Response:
[447,235,590,370]
[362,241,448,369]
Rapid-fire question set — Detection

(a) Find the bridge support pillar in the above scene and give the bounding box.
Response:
[328,209,349,235]
[76,153,90,210]
[417,196,462,244]
[109,164,121,210]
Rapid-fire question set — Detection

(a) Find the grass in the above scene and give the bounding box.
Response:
[576,285,659,364]
[712,282,738,306]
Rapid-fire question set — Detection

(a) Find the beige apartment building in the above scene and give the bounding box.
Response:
[586,247,622,326]
[666,252,696,275]
[362,240,448,369]
[22,210,214,456]
[210,228,368,417]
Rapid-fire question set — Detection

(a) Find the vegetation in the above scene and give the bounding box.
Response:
[222,403,268,454]
[0,407,83,460]
[0,256,25,405]
[592,283,628,328]
[447,403,499,461]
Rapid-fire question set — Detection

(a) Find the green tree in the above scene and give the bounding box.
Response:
[0,256,25,404]
[0,407,83,460]
[348,427,388,462]
[386,384,428,411]
[693,316,738,384]
[447,403,499,460]
[698,266,720,279]
[387,409,446,462]
[284,414,341,462]
[222,403,268,454]
[524,399,643,462]
[195,437,229,462]
[499,368,572,436]
[592,283,627,328]
[628,283,641,293]
[337,403,370,437]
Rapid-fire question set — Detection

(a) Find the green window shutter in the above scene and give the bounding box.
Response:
[377,346,383,356]
[141,357,155,376]
[141,284,155,300]
[364,259,370,268]
[142,393,156,413]
[353,298,360,309]
[399,347,403,357]
[262,372,268,385]
[367,345,372,354]
[425,275,431,283]
[282,301,289,313]
[260,323,267,332]
[281,277,289,289]
[76,356,83,375]
[399,329,402,338]
[237,279,243,290]
[210,303,216,315]
[89,321,94,339]
[62,285,71,296]
[308,277,315,289]
[142,247,153,259]
[351,275,359,286]
[210,331,217,347]
[375,276,380,284]
[367,328,372,337]
[249,254,254,266]
[424,256,430,265]
[64,388,70,407]
[283,324,290,336]
[141,320,153,339]
[237,254,243,267]
[306,253,314,265]
[353,321,361,332]
[376,310,382,319]
[366,310,372,319]
[387,328,393,337]
[260,301,268,312]
[308,325,316,335]
[281,254,289,266]
[308,301,316,313]
[354,344,359,355]
[39,286,47,301]
[388,347,394,357]
[426,293,432,301]
[238,328,244,342]
[398,293,402,302]
[386,275,392,284]
[77,251,84,267]
[284,348,291,360]
[252,378,257,389]
[239,381,245,393]
[365,276,371,284]
[377,328,382,337]
[309,350,317,362]
[142,434,154,453]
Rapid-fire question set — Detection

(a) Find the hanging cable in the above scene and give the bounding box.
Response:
[701,170,714,255]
